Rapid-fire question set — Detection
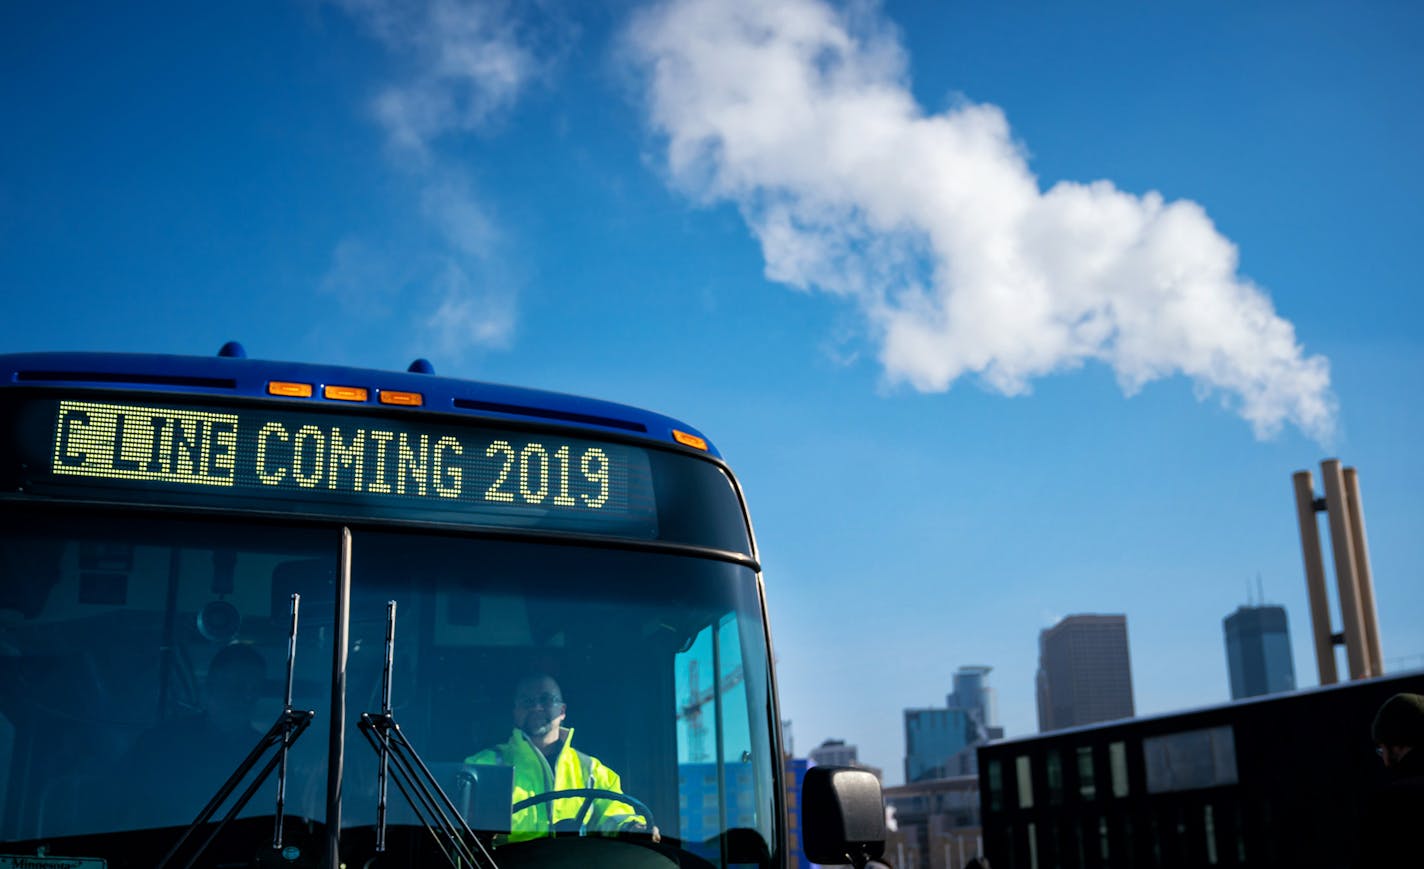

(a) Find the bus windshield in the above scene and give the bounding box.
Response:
[0,506,779,868]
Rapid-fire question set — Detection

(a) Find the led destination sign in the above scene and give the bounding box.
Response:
[33,398,657,535]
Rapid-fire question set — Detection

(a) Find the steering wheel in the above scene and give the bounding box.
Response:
[512,788,657,835]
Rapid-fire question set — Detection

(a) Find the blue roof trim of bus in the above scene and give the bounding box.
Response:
[0,351,722,458]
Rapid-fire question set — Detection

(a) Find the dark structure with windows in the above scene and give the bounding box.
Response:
[979,670,1424,868]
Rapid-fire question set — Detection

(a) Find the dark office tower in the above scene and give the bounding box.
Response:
[1224,604,1296,700]
[1036,614,1135,732]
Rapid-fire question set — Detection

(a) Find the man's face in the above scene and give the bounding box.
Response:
[1379,744,1411,769]
[513,677,566,739]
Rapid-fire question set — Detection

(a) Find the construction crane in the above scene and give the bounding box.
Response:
[678,658,745,762]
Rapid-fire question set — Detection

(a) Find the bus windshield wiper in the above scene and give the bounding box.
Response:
[159,594,317,869]
[359,600,499,869]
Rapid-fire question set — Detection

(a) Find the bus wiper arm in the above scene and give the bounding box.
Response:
[359,600,499,869]
[158,593,317,869]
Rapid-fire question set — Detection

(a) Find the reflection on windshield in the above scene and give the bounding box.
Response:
[0,510,335,865]
[0,510,777,868]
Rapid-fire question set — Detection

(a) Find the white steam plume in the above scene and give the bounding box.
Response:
[323,0,549,356]
[332,0,541,160]
[626,0,1335,440]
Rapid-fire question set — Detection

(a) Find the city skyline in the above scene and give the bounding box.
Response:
[4,1,1422,784]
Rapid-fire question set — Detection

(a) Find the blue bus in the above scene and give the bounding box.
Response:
[0,346,884,869]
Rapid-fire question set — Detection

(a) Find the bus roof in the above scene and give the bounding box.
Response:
[0,349,721,458]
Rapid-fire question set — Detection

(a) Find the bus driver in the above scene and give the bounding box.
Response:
[465,674,658,842]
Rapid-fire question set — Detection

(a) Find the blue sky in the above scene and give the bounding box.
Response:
[3,0,1422,783]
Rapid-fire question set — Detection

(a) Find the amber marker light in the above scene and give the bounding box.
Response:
[672,430,708,451]
[378,390,424,407]
[268,381,314,398]
[323,385,370,402]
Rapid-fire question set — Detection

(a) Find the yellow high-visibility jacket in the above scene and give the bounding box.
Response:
[465,727,646,840]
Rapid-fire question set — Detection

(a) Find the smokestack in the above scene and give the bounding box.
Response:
[1343,468,1383,676]
[1293,460,1383,683]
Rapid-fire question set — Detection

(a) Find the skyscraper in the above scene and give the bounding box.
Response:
[1036,614,1135,732]
[950,665,1002,741]
[1224,604,1296,699]
[904,705,973,783]
[809,738,884,781]
[904,666,1003,782]
[809,738,858,768]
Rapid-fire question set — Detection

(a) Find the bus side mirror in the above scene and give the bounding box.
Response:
[801,766,887,869]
